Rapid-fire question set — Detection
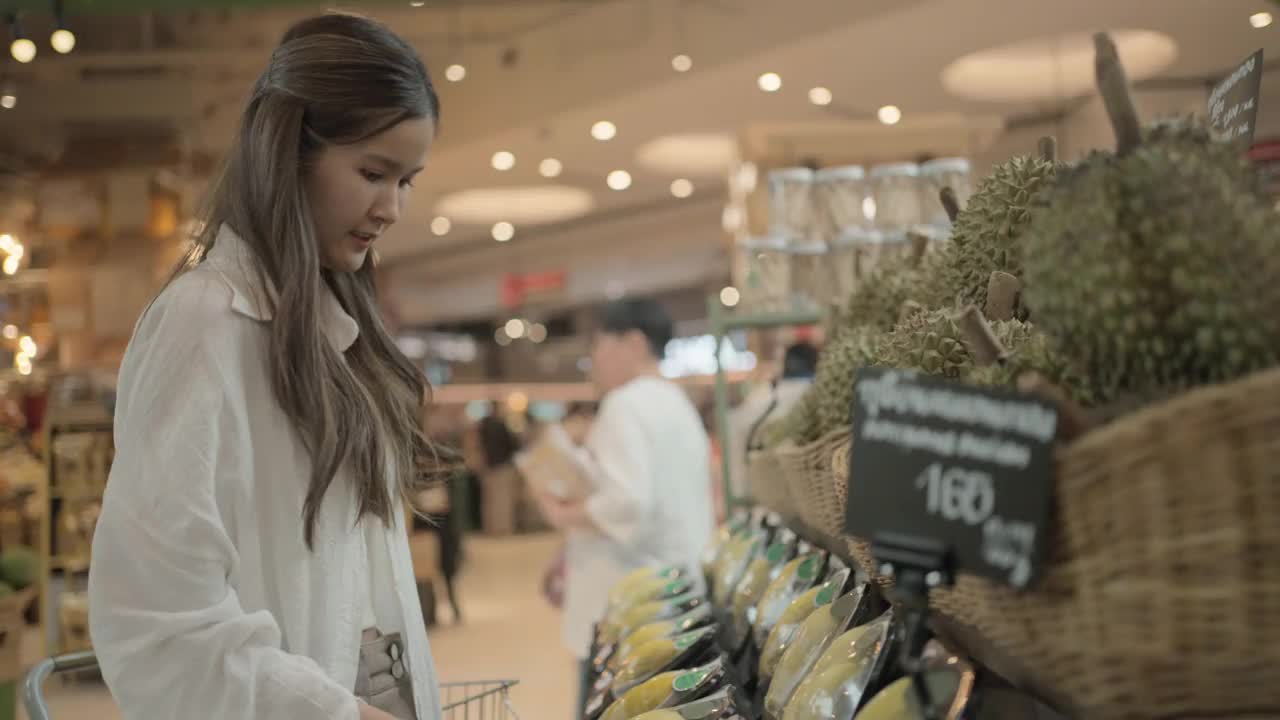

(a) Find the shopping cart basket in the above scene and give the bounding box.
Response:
[24,651,520,720]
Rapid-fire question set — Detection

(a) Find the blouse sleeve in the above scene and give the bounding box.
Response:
[87,281,360,720]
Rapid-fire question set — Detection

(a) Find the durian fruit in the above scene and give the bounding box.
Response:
[808,327,880,442]
[843,250,932,332]
[964,319,1097,406]
[871,308,973,380]
[936,137,1060,318]
[1022,33,1280,403]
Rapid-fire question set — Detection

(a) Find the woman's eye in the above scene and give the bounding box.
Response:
[399,178,416,189]
[360,169,384,183]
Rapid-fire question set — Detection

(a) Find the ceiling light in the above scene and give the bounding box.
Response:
[591,121,617,141]
[528,323,548,343]
[437,186,594,224]
[504,318,525,339]
[809,87,833,106]
[2,256,17,276]
[1,325,15,340]
[877,105,902,125]
[445,63,466,82]
[18,335,35,355]
[494,328,511,346]
[720,286,741,308]
[50,28,75,54]
[757,72,782,92]
[10,38,34,64]
[941,30,1177,102]
[636,133,737,178]
[9,243,22,260]
[606,170,632,191]
[670,178,694,199]
[672,54,693,72]
[410,0,426,6]
[492,221,515,242]
[15,355,30,376]
[862,196,877,221]
[430,216,451,236]
[0,87,14,110]
[491,151,515,171]
[1251,11,1273,28]
[0,235,13,254]
[539,158,563,178]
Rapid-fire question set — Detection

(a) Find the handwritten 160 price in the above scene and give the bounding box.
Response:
[915,462,995,526]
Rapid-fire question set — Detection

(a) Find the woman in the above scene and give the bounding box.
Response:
[87,12,444,720]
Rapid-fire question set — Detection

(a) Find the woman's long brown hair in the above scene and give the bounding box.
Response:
[167,12,444,548]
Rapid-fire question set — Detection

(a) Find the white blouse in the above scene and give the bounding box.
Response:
[88,225,441,720]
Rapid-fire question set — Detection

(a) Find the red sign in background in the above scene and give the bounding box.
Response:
[501,270,567,309]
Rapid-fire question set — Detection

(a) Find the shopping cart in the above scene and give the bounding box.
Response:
[24,651,520,720]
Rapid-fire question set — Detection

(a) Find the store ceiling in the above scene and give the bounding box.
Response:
[0,0,1273,326]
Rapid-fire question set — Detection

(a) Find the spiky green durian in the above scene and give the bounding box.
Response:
[810,327,880,439]
[871,308,972,379]
[1022,33,1280,404]
[935,140,1059,317]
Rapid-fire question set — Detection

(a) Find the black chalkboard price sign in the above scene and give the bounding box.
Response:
[844,368,1059,590]
[1209,49,1263,146]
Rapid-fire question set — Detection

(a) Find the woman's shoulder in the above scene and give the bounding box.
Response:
[131,265,256,356]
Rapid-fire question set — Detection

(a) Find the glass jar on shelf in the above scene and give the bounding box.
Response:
[767,167,817,247]
[816,165,873,302]
[868,162,923,246]
[787,243,837,313]
[919,157,972,239]
[736,236,793,313]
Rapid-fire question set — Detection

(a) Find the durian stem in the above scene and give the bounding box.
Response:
[957,305,1006,367]
[984,271,1022,321]
[908,231,930,266]
[939,186,961,224]
[1038,136,1058,164]
[1017,372,1093,442]
[1094,32,1142,156]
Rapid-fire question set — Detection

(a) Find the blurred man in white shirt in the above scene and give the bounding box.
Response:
[534,298,714,717]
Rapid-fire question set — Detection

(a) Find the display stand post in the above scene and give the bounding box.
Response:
[872,534,955,720]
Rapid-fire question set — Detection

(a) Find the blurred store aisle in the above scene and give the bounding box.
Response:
[20,532,574,720]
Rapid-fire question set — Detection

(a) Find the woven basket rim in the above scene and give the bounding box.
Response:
[1067,365,1280,455]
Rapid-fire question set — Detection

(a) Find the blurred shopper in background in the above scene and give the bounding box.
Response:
[88,12,445,720]
[532,298,714,715]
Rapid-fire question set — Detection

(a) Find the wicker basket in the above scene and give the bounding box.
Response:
[747,446,795,519]
[831,440,896,589]
[785,429,851,538]
[927,366,1280,719]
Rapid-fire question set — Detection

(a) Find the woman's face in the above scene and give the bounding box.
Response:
[305,115,435,273]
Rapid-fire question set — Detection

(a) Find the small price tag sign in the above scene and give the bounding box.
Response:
[844,368,1058,589]
[1209,49,1264,146]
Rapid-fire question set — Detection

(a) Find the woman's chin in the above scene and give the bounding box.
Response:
[324,248,369,274]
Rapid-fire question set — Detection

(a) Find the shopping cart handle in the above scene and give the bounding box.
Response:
[24,651,99,720]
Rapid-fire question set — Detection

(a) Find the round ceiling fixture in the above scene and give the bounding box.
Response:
[942,30,1177,102]
[435,186,595,225]
[636,133,737,178]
